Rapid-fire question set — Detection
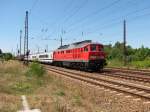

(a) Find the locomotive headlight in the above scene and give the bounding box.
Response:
[90,55,97,59]
[100,56,104,59]
[90,55,104,59]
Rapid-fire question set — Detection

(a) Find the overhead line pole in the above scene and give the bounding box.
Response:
[60,29,65,47]
[17,44,19,56]
[60,36,63,47]
[26,11,29,63]
[24,18,26,57]
[20,30,22,56]
[123,20,127,66]
[46,44,48,52]
[24,11,29,64]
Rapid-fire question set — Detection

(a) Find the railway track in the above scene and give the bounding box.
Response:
[102,67,150,84]
[44,65,150,101]
[105,67,150,76]
[100,71,150,83]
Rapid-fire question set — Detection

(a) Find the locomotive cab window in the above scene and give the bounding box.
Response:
[84,47,88,52]
[91,45,97,51]
[98,46,104,51]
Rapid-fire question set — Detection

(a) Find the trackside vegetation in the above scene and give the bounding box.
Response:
[0,49,14,61]
[26,62,45,77]
[104,41,150,68]
[0,61,47,95]
[0,61,149,112]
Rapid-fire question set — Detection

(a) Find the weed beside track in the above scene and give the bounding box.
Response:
[0,61,150,112]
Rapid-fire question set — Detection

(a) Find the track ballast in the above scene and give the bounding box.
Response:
[44,65,150,101]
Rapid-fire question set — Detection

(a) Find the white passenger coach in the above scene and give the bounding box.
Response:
[27,52,53,64]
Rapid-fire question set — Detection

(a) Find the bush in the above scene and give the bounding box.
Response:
[130,59,150,68]
[2,53,13,61]
[107,59,124,67]
[11,82,32,93]
[26,62,45,77]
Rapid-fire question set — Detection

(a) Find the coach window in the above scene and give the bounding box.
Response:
[39,54,48,58]
[32,56,36,58]
[84,47,88,52]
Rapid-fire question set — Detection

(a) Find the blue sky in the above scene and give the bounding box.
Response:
[0,0,150,54]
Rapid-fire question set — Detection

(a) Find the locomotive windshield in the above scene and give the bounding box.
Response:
[98,45,104,51]
[91,45,97,51]
[84,47,88,52]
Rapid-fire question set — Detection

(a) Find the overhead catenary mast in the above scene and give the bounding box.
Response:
[45,44,48,52]
[20,30,22,56]
[17,44,19,56]
[60,36,63,47]
[60,29,66,47]
[123,20,127,66]
[24,11,29,63]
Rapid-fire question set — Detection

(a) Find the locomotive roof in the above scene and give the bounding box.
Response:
[56,40,101,51]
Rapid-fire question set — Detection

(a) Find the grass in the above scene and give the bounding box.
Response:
[0,61,74,111]
[107,59,124,67]
[55,89,66,96]
[106,59,150,69]
[0,61,52,111]
[72,95,82,106]
[130,59,150,69]
[0,61,49,95]
[0,94,21,112]
[0,60,149,112]
[26,62,45,77]
[54,99,69,112]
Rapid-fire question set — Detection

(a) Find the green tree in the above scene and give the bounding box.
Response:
[134,46,150,61]
[3,53,13,61]
[0,49,2,54]
[104,44,112,59]
[0,49,2,58]
[110,41,124,60]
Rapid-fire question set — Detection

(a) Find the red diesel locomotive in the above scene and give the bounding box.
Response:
[53,40,106,71]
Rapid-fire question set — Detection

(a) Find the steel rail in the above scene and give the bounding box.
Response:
[44,65,150,101]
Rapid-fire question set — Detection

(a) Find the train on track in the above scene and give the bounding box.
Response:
[24,40,106,71]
